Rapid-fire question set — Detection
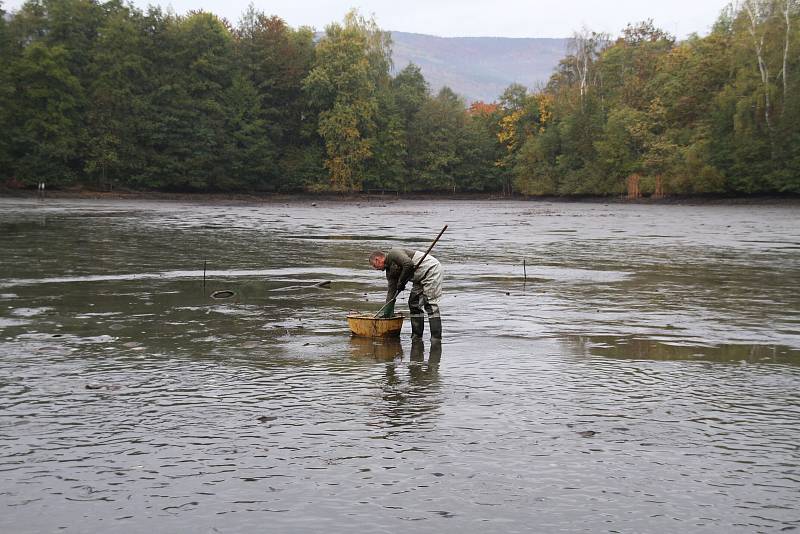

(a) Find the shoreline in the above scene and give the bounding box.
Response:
[1,188,799,206]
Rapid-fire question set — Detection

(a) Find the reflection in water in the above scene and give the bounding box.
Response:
[348,336,404,361]
[372,337,444,430]
[563,335,800,363]
[409,337,441,384]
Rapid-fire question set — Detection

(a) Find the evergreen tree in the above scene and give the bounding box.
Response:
[10,42,84,185]
[0,1,15,179]
[85,3,147,188]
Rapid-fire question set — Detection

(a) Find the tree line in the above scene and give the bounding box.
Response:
[0,0,797,195]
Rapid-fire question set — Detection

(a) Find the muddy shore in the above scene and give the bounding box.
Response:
[2,187,799,206]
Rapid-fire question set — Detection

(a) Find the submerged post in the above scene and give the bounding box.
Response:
[523,258,527,282]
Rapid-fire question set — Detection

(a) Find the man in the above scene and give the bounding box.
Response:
[369,248,443,340]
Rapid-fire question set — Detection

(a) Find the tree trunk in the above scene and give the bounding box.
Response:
[782,0,791,107]
[743,0,775,141]
[570,28,594,111]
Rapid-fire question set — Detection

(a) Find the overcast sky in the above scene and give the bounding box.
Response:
[4,0,731,39]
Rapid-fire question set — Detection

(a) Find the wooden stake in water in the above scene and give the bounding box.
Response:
[523,259,527,282]
[203,260,207,296]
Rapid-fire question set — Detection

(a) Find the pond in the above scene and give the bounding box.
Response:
[1,197,798,532]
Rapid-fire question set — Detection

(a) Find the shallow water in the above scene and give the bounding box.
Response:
[1,197,799,532]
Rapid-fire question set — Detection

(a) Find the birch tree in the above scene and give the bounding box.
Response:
[779,0,797,104]
[567,27,608,109]
[740,0,776,132]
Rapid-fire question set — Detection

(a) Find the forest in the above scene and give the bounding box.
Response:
[0,0,798,196]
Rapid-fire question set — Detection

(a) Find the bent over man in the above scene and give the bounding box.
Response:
[369,248,443,340]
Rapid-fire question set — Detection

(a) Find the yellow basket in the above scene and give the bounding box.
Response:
[347,313,405,338]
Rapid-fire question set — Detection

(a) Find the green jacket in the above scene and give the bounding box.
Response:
[383,247,417,303]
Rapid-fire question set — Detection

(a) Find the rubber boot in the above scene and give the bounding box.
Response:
[429,316,442,340]
[411,315,425,339]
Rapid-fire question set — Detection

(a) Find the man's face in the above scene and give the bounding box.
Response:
[371,255,385,270]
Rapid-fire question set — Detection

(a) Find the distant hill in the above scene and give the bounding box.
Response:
[390,32,569,103]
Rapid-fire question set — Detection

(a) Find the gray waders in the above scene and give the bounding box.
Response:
[408,251,443,340]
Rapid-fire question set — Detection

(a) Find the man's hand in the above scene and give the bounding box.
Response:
[381,301,395,318]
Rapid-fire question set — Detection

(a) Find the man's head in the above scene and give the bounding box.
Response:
[369,250,386,270]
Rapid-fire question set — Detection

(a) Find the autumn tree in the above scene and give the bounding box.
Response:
[303,10,391,192]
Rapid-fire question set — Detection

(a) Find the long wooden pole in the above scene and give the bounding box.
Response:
[413,224,448,271]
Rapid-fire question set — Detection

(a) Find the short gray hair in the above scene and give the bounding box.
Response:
[369,250,385,264]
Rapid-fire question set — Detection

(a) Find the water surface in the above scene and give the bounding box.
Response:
[1,198,798,532]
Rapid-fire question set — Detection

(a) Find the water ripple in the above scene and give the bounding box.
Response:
[0,199,798,532]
